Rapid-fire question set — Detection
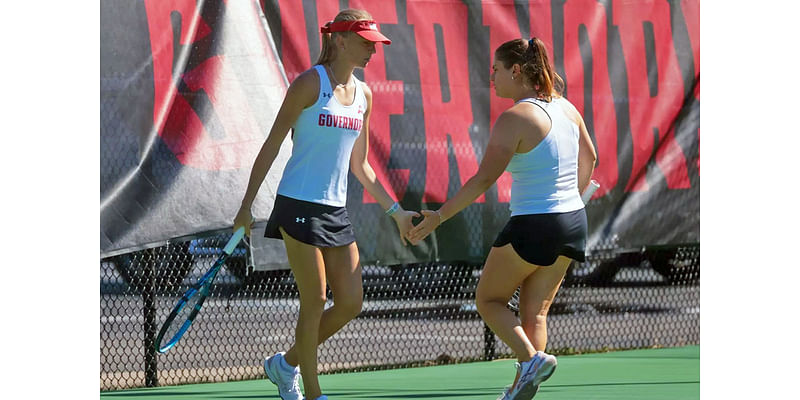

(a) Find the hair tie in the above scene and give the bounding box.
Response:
[528,38,535,49]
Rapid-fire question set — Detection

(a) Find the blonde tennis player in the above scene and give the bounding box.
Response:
[234,9,418,400]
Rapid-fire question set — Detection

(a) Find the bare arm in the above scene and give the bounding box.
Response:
[561,99,597,193]
[406,108,523,244]
[233,71,318,236]
[349,83,420,245]
[577,117,597,194]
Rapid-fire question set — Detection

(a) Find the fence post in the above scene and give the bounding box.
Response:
[142,249,159,387]
[483,322,495,361]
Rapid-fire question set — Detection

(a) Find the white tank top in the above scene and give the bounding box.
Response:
[506,97,585,215]
[277,65,366,207]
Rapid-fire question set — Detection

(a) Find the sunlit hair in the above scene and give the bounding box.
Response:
[315,9,373,66]
[494,37,564,101]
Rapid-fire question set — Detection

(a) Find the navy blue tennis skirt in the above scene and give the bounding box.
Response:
[493,208,587,266]
[265,195,356,247]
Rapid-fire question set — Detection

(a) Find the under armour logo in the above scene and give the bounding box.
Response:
[296,217,306,223]
[357,106,364,114]
[322,93,332,98]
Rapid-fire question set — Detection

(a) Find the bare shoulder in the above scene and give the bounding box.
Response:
[497,101,550,133]
[286,67,320,107]
[494,106,525,131]
[500,102,537,124]
[289,68,320,92]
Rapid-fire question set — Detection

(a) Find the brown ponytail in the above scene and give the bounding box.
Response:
[495,37,564,101]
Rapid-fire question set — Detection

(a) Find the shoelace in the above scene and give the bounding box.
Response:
[276,366,301,394]
[284,372,300,393]
[509,357,541,396]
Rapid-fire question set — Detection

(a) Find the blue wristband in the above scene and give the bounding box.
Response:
[385,202,400,216]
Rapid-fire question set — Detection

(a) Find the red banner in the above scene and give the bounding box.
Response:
[263,0,699,263]
[101,0,699,264]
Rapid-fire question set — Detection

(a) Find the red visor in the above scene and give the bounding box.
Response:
[320,20,391,45]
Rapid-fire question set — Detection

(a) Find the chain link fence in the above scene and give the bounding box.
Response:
[100,235,699,391]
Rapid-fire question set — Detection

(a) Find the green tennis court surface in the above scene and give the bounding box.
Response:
[101,346,698,399]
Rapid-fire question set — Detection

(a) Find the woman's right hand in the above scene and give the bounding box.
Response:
[233,207,254,237]
[406,209,442,245]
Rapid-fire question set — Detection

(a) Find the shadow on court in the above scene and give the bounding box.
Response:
[101,346,699,400]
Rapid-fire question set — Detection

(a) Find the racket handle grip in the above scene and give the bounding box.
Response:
[581,180,600,204]
[223,226,246,255]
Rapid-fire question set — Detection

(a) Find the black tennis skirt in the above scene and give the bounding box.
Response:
[265,195,356,247]
[493,208,587,266]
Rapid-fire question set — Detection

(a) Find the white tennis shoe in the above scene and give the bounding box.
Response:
[496,362,522,400]
[264,352,303,400]
[507,351,557,400]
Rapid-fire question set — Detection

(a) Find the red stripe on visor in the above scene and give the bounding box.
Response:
[320,20,391,45]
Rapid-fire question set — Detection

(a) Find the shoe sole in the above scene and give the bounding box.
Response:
[264,355,302,400]
[511,358,557,400]
[264,356,289,399]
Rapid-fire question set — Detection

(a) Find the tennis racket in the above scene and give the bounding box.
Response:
[581,179,600,204]
[155,227,246,353]
[507,181,600,313]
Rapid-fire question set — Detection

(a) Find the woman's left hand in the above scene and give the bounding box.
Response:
[406,209,442,245]
[391,209,421,246]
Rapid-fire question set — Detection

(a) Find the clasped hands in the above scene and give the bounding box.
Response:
[393,208,443,246]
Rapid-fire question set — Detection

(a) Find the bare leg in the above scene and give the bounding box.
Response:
[475,244,540,363]
[284,242,362,366]
[518,256,571,351]
[279,228,326,400]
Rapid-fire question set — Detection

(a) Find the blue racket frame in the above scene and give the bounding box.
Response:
[155,227,245,353]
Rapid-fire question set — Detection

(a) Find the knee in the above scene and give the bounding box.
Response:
[300,293,328,313]
[523,302,552,323]
[521,314,548,331]
[335,293,363,319]
[536,299,553,317]
[476,302,489,320]
[475,294,502,319]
